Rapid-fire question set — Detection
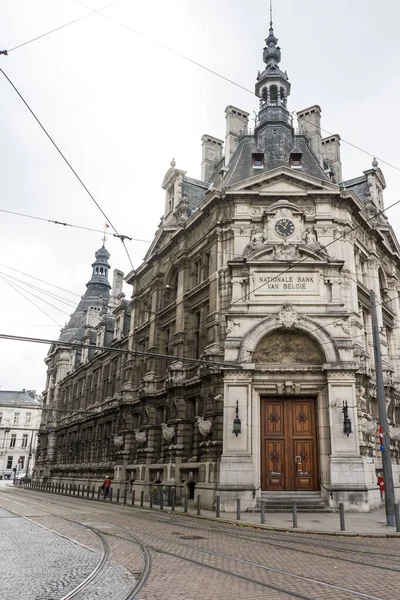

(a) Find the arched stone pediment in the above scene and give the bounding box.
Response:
[238,311,339,364]
[253,329,324,364]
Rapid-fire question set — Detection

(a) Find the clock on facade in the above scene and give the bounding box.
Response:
[275,218,295,237]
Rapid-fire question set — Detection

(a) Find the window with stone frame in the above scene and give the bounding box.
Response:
[136,336,149,384]
[194,259,202,286]
[6,456,12,469]
[162,324,175,375]
[102,364,110,400]
[93,369,100,404]
[193,303,208,359]
[110,357,119,397]
[13,413,20,426]
[167,186,175,214]
[9,434,16,448]
[22,434,28,448]
[203,252,210,280]
[24,413,31,426]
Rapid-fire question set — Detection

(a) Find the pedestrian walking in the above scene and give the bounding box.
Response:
[103,476,111,498]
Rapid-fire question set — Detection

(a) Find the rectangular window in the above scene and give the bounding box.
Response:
[6,456,12,469]
[0,412,2,425]
[10,434,16,448]
[19,456,25,469]
[194,311,201,358]
[203,253,210,280]
[22,434,28,449]
[13,413,20,426]
[194,260,201,285]
[25,413,31,426]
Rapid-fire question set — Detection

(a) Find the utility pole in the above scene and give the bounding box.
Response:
[370,289,395,526]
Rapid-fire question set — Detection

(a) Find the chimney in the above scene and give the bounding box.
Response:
[296,105,323,166]
[201,135,223,182]
[322,134,342,184]
[109,269,124,309]
[225,105,249,166]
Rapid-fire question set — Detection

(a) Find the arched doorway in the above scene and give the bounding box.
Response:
[254,329,324,492]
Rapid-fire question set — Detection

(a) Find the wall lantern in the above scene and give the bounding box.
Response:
[342,401,352,436]
[232,400,242,437]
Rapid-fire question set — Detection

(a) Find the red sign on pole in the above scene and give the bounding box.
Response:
[378,475,385,492]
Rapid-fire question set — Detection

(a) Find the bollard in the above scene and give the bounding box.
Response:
[395,504,400,533]
[236,499,241,521]
[339,502,345,531]
[160,492,164,511]
[149,492,153,509]
[61,483,64,494]
[98,486,101,499]
[184,495,188,514]
[197,494,201,516]
[131,490,135,506]
[292,501,298,528]
[92,486,95,499]
[78,485,81,496]
[123,489,127,505]
[140,490,144,507]
[216,495,220,518]
[87,486,90,498]
[171,489,175,512]
[261,500,265,525]
[109,488,113,502]
[116,489,120,503]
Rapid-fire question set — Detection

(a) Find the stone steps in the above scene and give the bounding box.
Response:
[250,491,336,513]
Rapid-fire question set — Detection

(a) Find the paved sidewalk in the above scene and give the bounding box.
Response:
[13,482,400,537]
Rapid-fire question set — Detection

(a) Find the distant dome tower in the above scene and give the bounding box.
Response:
[86,246,111,288]
[255,6,291,127]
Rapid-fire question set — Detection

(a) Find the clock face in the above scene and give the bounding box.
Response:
[275,218,295,237]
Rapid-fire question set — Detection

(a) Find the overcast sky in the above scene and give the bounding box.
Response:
[1,0,400,394]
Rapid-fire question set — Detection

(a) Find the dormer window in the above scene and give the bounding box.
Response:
[252,151,264,169]
[289,147,303,169]
[168,188,174,213]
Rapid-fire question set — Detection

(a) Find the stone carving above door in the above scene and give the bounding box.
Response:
[276,303,301,328]
[253,329,324,364]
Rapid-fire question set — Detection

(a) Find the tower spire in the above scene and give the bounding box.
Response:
[270,0,273,28]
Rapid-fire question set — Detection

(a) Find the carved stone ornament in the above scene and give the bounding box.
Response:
[160,423,175,443]
[276,303,300,328]
[134,429,147,445]
[361,417,376,440]
[389,425,400,442]
[274,243,299,261]
[113,434,124,448]
[195,416,213,438]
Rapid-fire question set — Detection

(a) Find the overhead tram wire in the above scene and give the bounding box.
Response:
[72,0,400,176]
[0,271,77,309]
[0,262,81,298]
[0,275,72,318]
[0,278,63,328]
[0,333,226,367]
[3,0,122,54]
[0,68,135,271]
[0,207,151,243]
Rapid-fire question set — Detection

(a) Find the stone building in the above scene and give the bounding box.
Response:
[35,246,131,484]
[0,390,42,480]
[38,20,400,512]
[124,20,400,512]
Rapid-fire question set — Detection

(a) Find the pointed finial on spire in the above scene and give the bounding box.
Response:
[270,0,273,27]
[170,157,176,168]
[102,223,109,248]
[372,157,379,169]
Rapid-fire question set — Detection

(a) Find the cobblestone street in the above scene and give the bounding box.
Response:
[1,483,400,600]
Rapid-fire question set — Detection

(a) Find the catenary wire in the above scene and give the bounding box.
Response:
[0,207,151,243]
[0,275,71,318]
[72,0,400,176]
[0,68,134,270]
[0,332,227,367]
[0,271,77,309]
[0,278,63,327]
[0,262,81,298]
[4,0,122,53]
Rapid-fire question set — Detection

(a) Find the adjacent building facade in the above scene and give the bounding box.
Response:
[0,390,42,479]
[37,21,400,511]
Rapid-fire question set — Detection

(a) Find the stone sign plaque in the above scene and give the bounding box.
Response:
[254,272,318,295]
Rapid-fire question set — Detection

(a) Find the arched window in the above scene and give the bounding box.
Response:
[164,269,178,306]
[270,85,278,104]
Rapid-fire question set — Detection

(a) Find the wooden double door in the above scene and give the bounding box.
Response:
[261,398,318,491]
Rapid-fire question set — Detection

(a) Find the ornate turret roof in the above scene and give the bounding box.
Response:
[58,246,111,343]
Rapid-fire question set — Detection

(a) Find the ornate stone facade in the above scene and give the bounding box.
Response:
[37,20,400,512]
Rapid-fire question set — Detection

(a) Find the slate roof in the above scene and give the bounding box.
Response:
[342,175,369,203]
[0,390,41,407]
[182,176,209,212]
[220,133,329,189]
